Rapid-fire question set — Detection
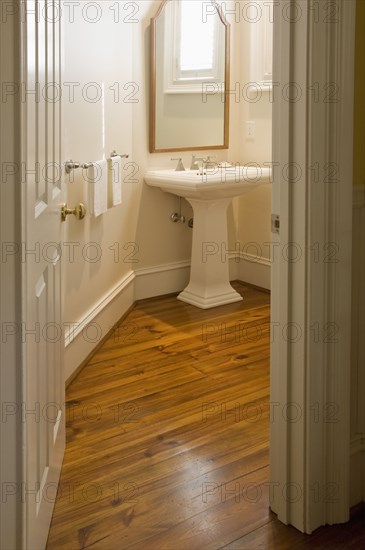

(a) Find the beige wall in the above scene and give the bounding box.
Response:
[63,1,135,324]
[230,12,272,265]
[132,0,193,269]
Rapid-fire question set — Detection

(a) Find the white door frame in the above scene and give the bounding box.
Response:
[0,3,23,549]
[270,0,356,533]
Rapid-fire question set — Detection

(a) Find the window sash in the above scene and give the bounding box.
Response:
[163,0,225,94]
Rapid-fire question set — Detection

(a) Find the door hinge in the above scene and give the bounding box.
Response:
[271,214,280,234]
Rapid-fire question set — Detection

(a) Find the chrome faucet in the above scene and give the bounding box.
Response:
[205,156,217,169]
[190,155,206,170]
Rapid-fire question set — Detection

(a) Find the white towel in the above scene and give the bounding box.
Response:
[87,160,108,217]
[108,156,123,207]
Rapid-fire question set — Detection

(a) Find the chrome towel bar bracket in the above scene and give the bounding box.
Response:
[65,151,129,174]
[110,150,129,159]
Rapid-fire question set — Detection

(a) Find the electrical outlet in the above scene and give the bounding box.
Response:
[246,121,255,139]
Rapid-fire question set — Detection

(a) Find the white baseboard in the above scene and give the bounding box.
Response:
[133,255,266,300]
[64,270,135,381]
[236,252,271,290]
[134,260,191,300]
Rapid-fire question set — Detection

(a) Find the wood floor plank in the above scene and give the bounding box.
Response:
[46,283,364,549]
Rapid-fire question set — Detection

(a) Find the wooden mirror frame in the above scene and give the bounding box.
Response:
[149,0,230,153]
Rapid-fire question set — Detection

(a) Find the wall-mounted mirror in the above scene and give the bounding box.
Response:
[150,0,230,153]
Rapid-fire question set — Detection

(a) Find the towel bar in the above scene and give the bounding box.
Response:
[65,151,129,174]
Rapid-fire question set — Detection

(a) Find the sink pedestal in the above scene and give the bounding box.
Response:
[145,165,271,309]
[178,198,243,309]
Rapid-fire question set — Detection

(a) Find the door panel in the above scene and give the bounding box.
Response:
[23,1,65,548]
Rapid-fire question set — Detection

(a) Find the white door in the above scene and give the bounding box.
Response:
[22,2,65,548]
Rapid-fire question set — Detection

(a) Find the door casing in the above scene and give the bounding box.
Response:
[270,0,356,533]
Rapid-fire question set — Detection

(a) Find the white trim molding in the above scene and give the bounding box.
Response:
[134,260,191,300]
[64,270,135,347]
[64,271,135,380]
[0,3,23,549]
[236,252,271,290]
[270,0,356,533]
[134,255,270,303]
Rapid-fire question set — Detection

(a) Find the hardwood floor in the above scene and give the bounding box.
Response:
[46,282,365,549]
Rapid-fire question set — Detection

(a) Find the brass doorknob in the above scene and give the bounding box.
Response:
[61,203,86,222]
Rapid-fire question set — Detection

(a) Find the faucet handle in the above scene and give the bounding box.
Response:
[171,157,185,171]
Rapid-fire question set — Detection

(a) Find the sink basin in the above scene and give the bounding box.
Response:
[144,165,271,199]
[144,165,271,309]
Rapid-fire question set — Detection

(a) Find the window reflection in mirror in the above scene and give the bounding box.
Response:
[150,0,230,153]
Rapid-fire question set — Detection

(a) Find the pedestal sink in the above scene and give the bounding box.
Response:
[145,165,271,309]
